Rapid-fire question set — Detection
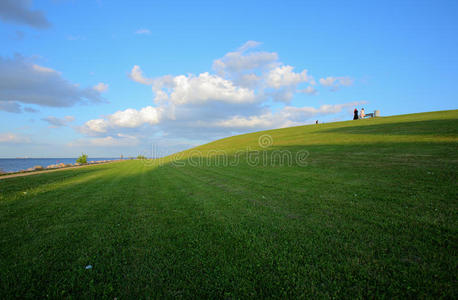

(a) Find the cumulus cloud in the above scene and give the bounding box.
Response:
[42,115,75,128]
[263,65,316,102]
[109,106,162,128]
[81,41,358,152]
[266,65,313,89]
[81,106,162,135]
[129,65,153,85]
[152,72,257,105]
[0,54,105,108]
[0,0,51,29]
[135,28,151,35]
[82,118,109,134]
[93,82,109,92]
[211,41,317,102]
[319,76,354,91]
[0,132,30,144]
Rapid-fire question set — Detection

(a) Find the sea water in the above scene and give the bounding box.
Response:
[0,158,123,173]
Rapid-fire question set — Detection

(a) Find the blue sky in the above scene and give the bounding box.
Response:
[0,0,457,158]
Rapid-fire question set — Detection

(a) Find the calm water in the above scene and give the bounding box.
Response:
[0,158,122,173]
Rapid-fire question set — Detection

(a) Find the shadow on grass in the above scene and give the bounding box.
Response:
[155,139,458,169]
[0,166,109,198]
[321,119,458,136]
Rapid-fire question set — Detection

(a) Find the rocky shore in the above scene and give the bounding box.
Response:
[0,160,119,176]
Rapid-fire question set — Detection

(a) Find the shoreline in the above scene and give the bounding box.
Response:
[0,160,125,180]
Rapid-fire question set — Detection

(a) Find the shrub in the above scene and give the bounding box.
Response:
[137,155,147,160]
[77,153,88,164]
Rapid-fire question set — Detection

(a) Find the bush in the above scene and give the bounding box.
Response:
[137,155,147,160]
[77,153,88,164]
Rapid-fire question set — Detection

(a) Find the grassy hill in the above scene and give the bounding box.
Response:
[0,110,457,298]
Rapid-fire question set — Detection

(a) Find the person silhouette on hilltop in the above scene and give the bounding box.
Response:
[353,108,359,120]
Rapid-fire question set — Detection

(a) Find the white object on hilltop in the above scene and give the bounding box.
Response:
[374,110,380,117]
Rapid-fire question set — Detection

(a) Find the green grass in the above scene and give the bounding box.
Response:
[1,110,457,298]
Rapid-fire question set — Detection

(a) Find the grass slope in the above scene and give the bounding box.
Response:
[0,110,457,298]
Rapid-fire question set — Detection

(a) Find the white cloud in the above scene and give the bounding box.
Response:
[109,106,162,128]
[238,40,262,52]
[281,102,364,119]
[32,64,57,73]
[81,106,162,135]
[213,101,366,131]
[88,135,138,147]
[319,77,336,86]
[135,28,151,35]
[79,41,359,153]
[214,113,283,130]
[42,115,75,128]
[319,76,354,90]
[0,132,30,144]
[129,65,153,85]
[82,118,109,134]
[152,72,257,105]
[300,86,317,95]
[213,41,279,77]
[93,82,109,92]
[0,0,51,29]
[266,65,313,88]
[0,54,105,108]
[235,73,261,88]
[210,41,317,102]
[69,134,139,148]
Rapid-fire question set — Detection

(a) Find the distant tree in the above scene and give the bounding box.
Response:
[77,153,88,164]
[137,154,147,160]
